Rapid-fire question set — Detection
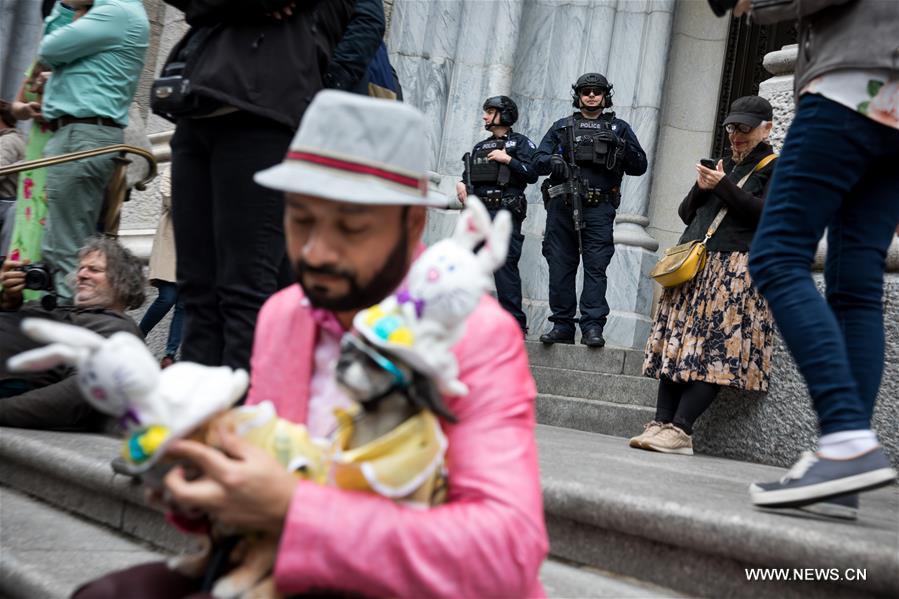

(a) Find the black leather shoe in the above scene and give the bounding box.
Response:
[539,328,575,345]
[582,328,605,348]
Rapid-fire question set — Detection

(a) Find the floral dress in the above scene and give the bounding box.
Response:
[642,251,775,392]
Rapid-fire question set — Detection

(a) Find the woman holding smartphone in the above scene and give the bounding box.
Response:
[631,95,778,455]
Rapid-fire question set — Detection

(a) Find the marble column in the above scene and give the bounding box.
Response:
[602,1,674,348]
[388,0,527,244]
[389,0,677,347]
[1,0,44,101]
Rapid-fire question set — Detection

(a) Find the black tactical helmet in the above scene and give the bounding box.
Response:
[483,95,519,127]
[571,72,613,109]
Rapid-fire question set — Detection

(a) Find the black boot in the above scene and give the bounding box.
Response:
[539,327,575,345]
[582,328,605,348]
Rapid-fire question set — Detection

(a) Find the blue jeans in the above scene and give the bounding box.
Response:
[749,94,899,435]
[139,281,184,357]
[543,199,616,334]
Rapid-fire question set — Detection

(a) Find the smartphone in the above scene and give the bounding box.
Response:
[699,158,717,169]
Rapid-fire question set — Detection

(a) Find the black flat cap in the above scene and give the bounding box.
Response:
[723,96,774,128]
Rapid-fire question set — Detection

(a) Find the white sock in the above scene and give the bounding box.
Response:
[817,429,879,459]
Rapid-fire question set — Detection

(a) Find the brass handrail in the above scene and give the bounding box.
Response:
[0,144,157,190]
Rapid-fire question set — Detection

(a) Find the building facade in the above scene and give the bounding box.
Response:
[4,0,896,468]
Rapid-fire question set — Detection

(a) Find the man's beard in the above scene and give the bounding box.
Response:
[294,228,410,313]
[74,285,116,309]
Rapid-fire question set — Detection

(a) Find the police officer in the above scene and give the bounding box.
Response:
[457,95,538,334]
[533,73,647,347]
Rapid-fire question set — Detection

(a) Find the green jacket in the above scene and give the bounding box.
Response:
[38,0,149,126]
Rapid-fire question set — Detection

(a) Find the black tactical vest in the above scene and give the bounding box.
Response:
[564,116,620,170]
[470,139,510,186]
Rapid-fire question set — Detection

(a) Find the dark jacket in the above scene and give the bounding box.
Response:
[163,0,354,130]
[751,0,899,95]
[534,112,647,191]
[677,142,777,253]
[324,0,386,94]
[462,130,539,199]
[0,304,142,431]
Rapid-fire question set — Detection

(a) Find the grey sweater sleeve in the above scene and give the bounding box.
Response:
[0,132,25,167]
[750,0,855,24]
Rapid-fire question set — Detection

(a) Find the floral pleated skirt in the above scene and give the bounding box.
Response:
[642,251,774,392]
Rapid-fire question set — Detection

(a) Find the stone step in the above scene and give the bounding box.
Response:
[538,425,899,599]
[526,341,645,376]
[0,486,163,599]
[539,559,684,598]
[0,428,683,598]
[0,428,190,554]
[0,484,676,599]
[4,426,897,598]
[537,394,654,438]
[532,365,657,407]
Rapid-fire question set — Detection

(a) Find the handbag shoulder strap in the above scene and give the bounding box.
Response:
[704,153,778,241]
[735,152,777,188]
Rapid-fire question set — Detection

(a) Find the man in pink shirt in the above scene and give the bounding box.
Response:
[75,90,548,598]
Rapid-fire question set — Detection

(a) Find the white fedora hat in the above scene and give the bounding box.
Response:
[255,90,448,207]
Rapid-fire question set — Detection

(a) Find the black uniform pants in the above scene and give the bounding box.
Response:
[542,198,615,334]
[171,111,294,372]
[488,209,526,332]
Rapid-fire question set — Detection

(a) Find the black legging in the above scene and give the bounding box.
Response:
[654,378,721,435]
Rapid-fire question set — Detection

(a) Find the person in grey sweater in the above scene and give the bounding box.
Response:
[727,0,899,517]
[0,101,25,257]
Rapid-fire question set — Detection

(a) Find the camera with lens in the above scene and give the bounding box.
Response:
[13,263,58,310]
[707,0,738,17]
[17,263,53,291]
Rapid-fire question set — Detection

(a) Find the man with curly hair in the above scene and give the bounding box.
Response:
[0,236,145,430]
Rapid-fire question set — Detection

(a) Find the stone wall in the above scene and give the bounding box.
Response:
[1,0,45,102]
[390,0,680,347]
[696,276,899,469]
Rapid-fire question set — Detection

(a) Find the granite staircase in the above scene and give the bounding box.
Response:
[2,424,897,598]
[527,341,656,439]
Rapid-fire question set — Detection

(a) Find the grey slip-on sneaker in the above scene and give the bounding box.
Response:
[750,448,896,509]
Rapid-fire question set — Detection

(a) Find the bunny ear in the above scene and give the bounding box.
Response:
[20,318,105,350]
[476,208,512,274]
[7,344,87,372]
[452,195,491,250]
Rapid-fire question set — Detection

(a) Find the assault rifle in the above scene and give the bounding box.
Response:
[543,125,586,253]
[566,123,585,254]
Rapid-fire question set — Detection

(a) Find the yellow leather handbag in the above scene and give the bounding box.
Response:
[650,154,777,288]
[649,211,725,288]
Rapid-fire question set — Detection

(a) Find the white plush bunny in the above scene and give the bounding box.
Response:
[354,196,511,397]
[7,319,248,470]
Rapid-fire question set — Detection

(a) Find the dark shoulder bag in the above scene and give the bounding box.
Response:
[150,25,223,122]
